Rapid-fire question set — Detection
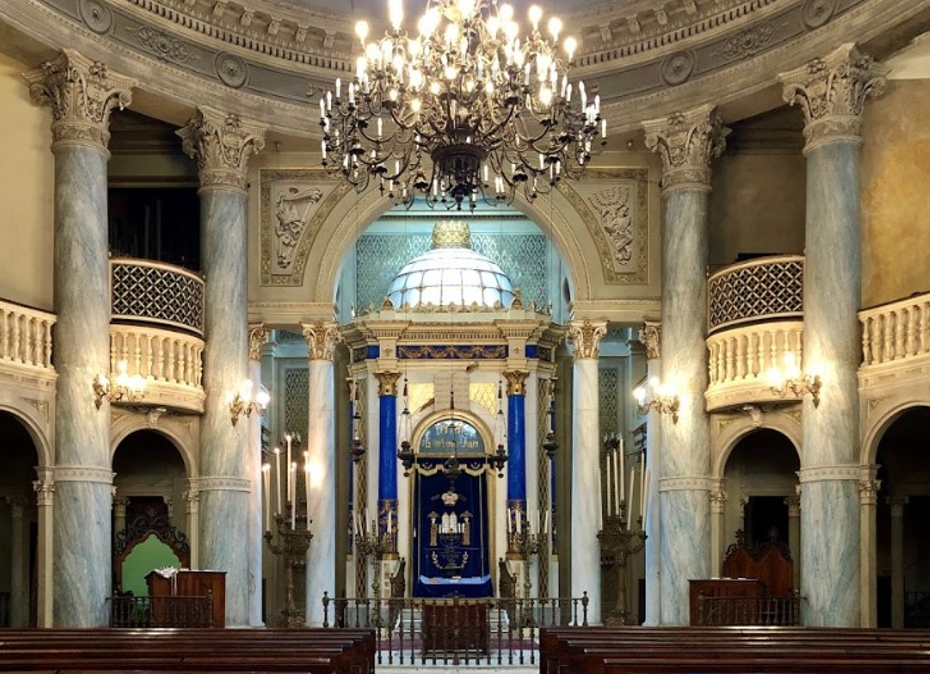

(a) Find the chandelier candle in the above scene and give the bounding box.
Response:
[320,0,606,210]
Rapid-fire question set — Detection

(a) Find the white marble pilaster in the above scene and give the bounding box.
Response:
[644,106,727,625]
[710,485,727,576]
[889,496,907,628]
[786,493,801,590]
[303,322,339,625]
[32,468,54,627]
[24,51,135,627]
[858,474,880,627]
[781,44,887,627]
[248,324,268,626]
[567,319,606,624]
[638,321,662,625]
[7,498,27,627]
[179,106,266,627]
[184,484,200,570]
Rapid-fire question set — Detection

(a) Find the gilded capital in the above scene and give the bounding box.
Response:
[503,370,529,397]
[642,104,729,195]
[302,321,340,361]
[639,321,661,360]
[780,43,887,154]
[248,323,268,362]
[375,371,402,396]
[178,106,266,192]
[24,49,135,151]
[567,319,607,360]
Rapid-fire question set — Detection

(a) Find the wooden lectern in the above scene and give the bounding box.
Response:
[147,570,226,627]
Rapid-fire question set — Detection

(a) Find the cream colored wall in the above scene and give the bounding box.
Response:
[861,79,930,308]
[709,152,806,269]
[0,52,53,310]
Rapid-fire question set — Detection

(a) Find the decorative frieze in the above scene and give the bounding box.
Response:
[657,476,715,492]
[643,104,729,195]
[178,106,266,191]
[779,43,887,153]
[24,49,135,150]
[567,320,607,360]
[302,322,340,361]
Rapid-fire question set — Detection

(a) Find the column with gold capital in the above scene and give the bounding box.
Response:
[503,370,529,546]
[567,319,607,623]
[780,44,886,626]
[302,321,340,625]
[644,105,728,625]
[374,371,401,553]
[178,107,266,627]
[25,50,135,627]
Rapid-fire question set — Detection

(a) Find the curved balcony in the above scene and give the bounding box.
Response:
[706,255,805,412]
[0,299,57,383]
[859,291,930,393]
[110,259,205,413]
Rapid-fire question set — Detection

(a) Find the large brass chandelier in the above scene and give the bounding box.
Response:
[319,0,606,210]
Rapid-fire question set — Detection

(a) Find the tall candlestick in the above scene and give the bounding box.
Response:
[641,468,649,525]
[628,463,636,521]
[290,462,297,529]
[273,447,282,514]
[285,434,293,508]
[618,440,625,504]
[262,463,271,532]
[605,451,612,516]
[305,465,312,530]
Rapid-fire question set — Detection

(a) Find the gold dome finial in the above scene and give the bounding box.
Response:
[431,221,471,249]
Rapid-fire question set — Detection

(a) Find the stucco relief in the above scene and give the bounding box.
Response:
[259,169,350,286]
[558,169,649,285]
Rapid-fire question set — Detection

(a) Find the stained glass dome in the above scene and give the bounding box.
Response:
[387,221,515,309]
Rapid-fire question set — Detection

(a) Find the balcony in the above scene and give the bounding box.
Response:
[110,258,205,413]
[0,300,56,385]
[859,291,930,392]
[705,255,805,412]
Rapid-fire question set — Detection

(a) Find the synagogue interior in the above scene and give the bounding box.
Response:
[3,0,930,655]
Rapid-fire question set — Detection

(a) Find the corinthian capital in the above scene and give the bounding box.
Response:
[567,319,607,360]
[639,321,661,360]
[374,371,401,396]
[302,321,340,361]
[178,106,266,192]
[24,49,135,151]
[642,104,729,195]
[780,43,887,153]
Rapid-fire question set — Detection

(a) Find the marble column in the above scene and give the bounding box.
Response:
[644,105,728,625]
[7,498,27,627]
[567,319,607,624]
[179,107,266,627]
[709,485,727,576]
[638,321,662,625]
[374,371,400,552]
[858,473,880,627]
[504,370,529,540]
[889,496,907,628]
[302,322,340,625]
[248,324,269,626]
[184,483,200,570]
[786,493,801,590]
[780,44,887,626]
[24,50,135,627]
[33,468,54,627]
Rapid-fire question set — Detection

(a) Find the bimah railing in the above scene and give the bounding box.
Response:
[109,595,213,628]
[697,593,800,626]
[323,594,588,666]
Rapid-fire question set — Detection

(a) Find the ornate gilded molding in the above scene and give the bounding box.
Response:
[639,321,661,360]
[248,322,268,362]
[302,321,340,361]
[23,49,135,151]
[503,370,529,397]
[643,104,729,195]
[178,106,266,192]
[780,43,888,154]
[374,371,401,397]
[567,319,607,360]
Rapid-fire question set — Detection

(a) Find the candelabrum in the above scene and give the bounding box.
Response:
[354,521,394,627]
[597,504,646,626]
[264,512,313,627]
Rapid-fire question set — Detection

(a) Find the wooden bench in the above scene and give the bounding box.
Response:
[0,627,376,674]
[540,626,930,674]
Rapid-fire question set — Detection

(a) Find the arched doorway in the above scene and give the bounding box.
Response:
[721,429,800,576]
[111,430,190,598]
[874,406,930,628]
[0,411,40,627]
[412,417,493,598]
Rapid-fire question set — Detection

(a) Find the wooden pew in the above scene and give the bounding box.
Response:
[539,626,930,674]
[0,628,376,674]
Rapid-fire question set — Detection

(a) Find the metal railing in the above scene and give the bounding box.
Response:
[697,593,800,626]
[708,255,804,333]
[322,594,588,666]
[111,258,204,335]
[109,595,213,628]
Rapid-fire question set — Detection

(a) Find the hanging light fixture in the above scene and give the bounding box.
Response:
[319,0,606,211]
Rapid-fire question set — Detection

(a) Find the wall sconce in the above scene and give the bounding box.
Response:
[633,377,680,423]
[228,379,270,426]
[92,360,146,409]
[768,352,821,407]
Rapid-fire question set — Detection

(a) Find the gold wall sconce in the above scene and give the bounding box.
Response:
[633,378,680,423]
[228,379,270,426]
[92,360,146,409]
[768,353,821,407]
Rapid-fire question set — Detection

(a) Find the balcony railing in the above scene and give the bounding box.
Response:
[859,292,930,367]
[708,255,804,333]
[0,300,55,373]
[110,258,204,335]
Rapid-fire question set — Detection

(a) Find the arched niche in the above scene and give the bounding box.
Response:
[110,413,198,479]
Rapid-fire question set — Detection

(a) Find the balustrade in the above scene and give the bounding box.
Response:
[0,300,55,372]
[860,293,930,366]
